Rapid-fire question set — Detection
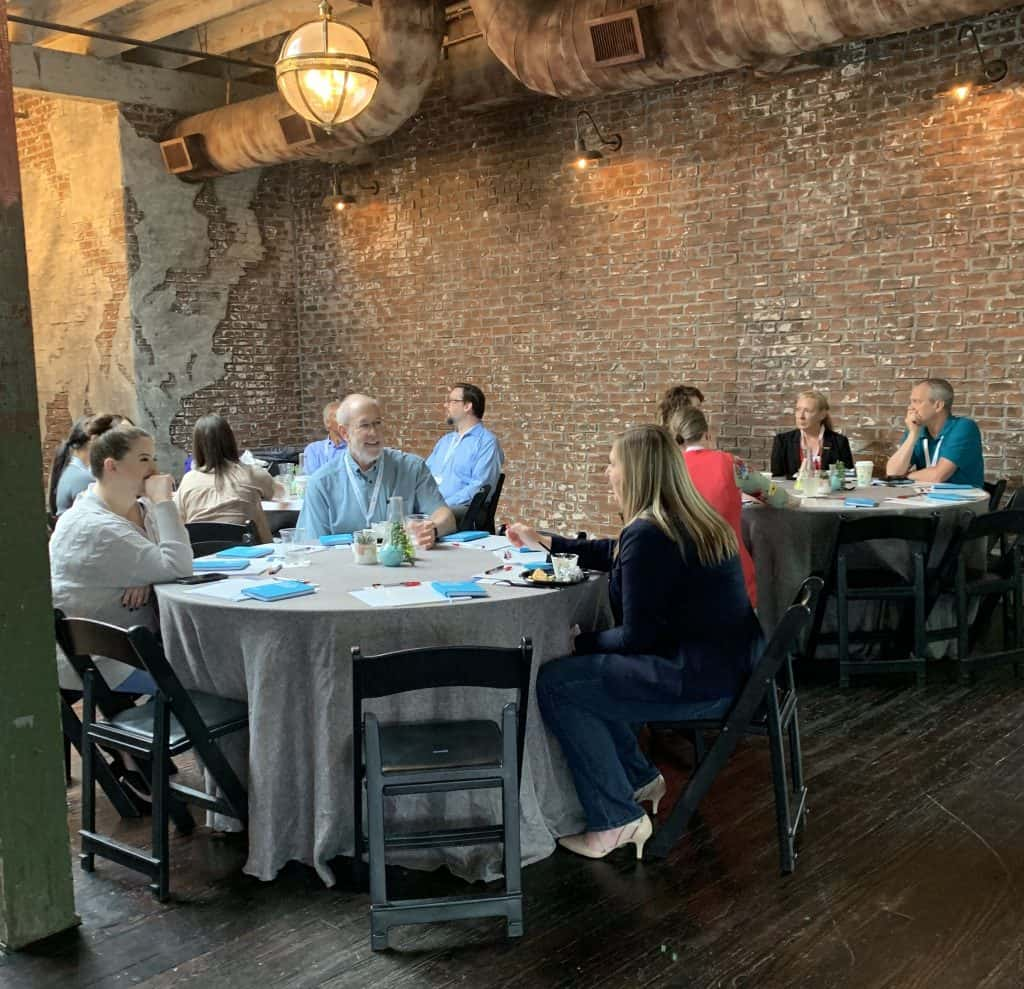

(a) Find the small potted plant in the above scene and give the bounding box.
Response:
[379,522,415,567]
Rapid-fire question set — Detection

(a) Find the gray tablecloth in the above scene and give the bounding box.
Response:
[741,483,989,641]
[155,544,610,885]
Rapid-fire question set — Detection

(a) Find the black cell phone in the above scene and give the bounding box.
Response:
[176,573,229,585]
[884,477,914,487]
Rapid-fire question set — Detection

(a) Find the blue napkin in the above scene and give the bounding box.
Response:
[844,497,878,508]
[241,580,316,601]
[932,483,974,490]
[431,581,488,599]
[319,533,353,546]
[216,545,274,558]
[194,558,249,571]
[438,531,490,543]
[926,492,974,502]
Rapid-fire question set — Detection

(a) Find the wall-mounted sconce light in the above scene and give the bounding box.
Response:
[322,168,380,211]
[951,24,1007,102]
[569,109,622,170]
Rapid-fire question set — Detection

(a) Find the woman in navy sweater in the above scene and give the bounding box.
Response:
[508,425,763,860]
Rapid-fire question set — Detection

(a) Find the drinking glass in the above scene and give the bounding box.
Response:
[405,513,431,549]
[551,553,579,581]
[855,461,874,487]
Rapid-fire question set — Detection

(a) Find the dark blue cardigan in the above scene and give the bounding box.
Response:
[552,518,763,701]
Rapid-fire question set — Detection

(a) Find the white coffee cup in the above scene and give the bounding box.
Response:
[855,461,874,487]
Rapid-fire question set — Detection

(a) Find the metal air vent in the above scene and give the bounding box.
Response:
[586,9,651,67]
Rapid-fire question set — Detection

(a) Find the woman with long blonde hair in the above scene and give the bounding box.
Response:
[507,425,762,860]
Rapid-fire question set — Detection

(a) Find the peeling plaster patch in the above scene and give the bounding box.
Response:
[22,98,138,440]
[119,114,264,472]
[13,716,34,729]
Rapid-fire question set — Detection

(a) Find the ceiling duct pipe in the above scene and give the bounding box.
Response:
[163,0,444,179]
[466,0,1013,99]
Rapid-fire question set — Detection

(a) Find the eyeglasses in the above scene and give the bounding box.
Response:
[445,397,465,405]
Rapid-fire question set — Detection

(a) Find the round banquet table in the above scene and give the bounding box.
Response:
[155,543,610,886]
[742,480,990,639]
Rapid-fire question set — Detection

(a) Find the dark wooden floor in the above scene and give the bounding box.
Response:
[5,671,1024,988]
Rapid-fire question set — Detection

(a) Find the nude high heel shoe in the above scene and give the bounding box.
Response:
[633,774,666,815]
[558,814,653,860]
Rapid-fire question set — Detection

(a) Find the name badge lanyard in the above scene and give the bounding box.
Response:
[922,435,944,468]
[434,432,465,484]
[345,453,385,527]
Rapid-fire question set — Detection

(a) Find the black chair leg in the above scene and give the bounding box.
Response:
[150,700,171,902]
[80,675,97,873]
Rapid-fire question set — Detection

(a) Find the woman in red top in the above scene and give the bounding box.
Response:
[667,406,757,609]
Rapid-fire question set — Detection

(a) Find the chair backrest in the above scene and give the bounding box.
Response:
[190,539,243,557]
[835,512,938,549]
[185,520,256,547]
[351,637,533,775]
[984,479,1007,513]
[965,507,1024,542]
[1006,488,1023,511]
[481,473,506,534]
[458,483,491,531]
[723,577,822,727]
[54,611,213,739]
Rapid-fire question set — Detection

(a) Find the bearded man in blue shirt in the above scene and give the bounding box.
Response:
[426,383,504,525]
[885,378,984,488]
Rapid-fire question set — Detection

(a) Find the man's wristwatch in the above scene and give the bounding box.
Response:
[432,524,439,543]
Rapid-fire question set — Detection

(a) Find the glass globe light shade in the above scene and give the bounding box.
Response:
[276,14,379,132]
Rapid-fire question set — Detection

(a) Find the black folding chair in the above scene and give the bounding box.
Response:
[806,513,939,687]
[60,689,145,819]
[646,577,822,872]
[984,479,1007,513]
[190,539,243,557]
[481,473,506,534]
[927,510,1024,682]
[55,611,249,901]
[185,520,257,548]
[351,638,532,950]
[458,483,491,531]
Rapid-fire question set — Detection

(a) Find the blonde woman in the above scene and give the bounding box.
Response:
[770,390,853,478]
[507,425,763,861]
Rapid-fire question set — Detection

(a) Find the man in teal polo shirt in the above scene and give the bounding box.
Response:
[885,378,984,487]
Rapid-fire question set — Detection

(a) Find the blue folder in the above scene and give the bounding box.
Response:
[194,558,249,571]
[319,533,353,546]
[438,531,490,543]
[926,492,974,502]
[932,482,974,490]
[844,497,878,508]
[431,581,488,599]
[241,580,316,602]
[215,545,274,558]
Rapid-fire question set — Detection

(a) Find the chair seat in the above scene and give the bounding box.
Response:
[379,719,502,773]
[110,690,248,748]
[843,567,913,591]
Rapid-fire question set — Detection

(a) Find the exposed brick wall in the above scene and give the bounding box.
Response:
[293,8,1024,535]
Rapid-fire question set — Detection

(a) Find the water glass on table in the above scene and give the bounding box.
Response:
[551,554,579,581]
[405,513,432,548]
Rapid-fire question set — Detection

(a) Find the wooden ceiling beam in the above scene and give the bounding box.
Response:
[10,42,272,112]
[33,0,274,56]
[122,0,360,71]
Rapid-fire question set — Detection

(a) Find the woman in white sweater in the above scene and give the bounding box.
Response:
[50,425,193,691]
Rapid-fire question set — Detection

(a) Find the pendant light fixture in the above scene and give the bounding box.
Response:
[276,1,380,132]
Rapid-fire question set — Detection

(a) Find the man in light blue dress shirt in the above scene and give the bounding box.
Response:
[425,383,505,523]
[297,394,456,546]
[302,399,347,475]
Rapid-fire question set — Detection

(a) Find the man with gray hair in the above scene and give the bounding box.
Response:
[885,378,984,487]
[297,394,456,547]
[302,399,346,475]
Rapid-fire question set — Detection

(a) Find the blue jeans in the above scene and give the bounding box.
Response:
[536,653,733,831]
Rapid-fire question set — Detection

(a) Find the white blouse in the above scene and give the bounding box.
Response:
[50,486,193,689]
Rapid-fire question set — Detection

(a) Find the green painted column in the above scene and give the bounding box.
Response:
[0,1,78,950]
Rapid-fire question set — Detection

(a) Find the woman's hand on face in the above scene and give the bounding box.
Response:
[121,585,151,610]
[143,474,175,503]
[506,523,545,551]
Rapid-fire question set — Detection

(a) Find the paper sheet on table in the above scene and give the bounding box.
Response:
[491,548,549,566]
[349,585,448,607]
[193,556,272,576]
[183,577,256,602]
[467,535,514,551]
